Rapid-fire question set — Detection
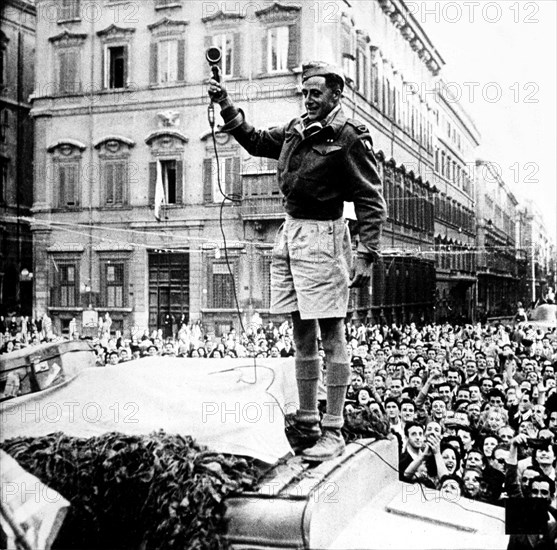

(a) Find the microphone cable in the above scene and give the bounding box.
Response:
[207,97,259,385]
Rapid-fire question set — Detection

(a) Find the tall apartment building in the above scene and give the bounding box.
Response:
[0,0,35,316]
[475,159,519,318]
[432,82,480,322]
[31,0,479,336]
[516,200,556,306]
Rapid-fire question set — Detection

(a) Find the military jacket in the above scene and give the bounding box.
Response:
[220,105,387,256]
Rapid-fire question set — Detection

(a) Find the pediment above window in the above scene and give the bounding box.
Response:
[199,130,231,145]
[94,135,135,154]
[49,30,87,45]
[202,10,245,24]
[145,130,188,154]
[96,24,136,40]
[255,2,301,24]
[47,139,86,155]
[147,17,189,33]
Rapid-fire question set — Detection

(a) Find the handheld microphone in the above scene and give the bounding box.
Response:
[206,47,222,128]
[206,46,222,83]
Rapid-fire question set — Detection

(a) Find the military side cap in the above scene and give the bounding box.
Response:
[301,61,345,87]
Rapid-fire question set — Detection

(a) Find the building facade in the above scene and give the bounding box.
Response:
[475,159,519,319]
[432,82,480,323]
[516,200,556,307]
[0,0,35,316]
[31,0,484,336]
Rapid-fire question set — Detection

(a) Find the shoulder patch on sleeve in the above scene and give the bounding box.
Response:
[346,118,369,134]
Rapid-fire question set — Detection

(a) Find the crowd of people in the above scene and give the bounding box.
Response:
[337,318,557,545]
[3,312,557,511]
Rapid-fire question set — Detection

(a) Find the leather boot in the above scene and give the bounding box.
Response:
[301,428,345,462]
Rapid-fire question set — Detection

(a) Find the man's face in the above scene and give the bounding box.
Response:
[498,427,514,443]
[389,379,402,397]
[457,389,471,401]
[356,345,368,358]
[548,411,557,431]
[363,365,373,380]
[467,402,481,420]
[438,385,452,404]
[518,394,532,413]
[458,429,473,450]
[401,403,415,422]
[410,375,422,389]
[302,76,340,121]
[489,395,504,408]
[534,445,555,467]
[521,470,540,493]
[469,385,482,403]
[530,481,553,503]
[440,478,461,500]
[385,402,400,419]
[407,426,425,451]
[466,362,477,378]
[351,373,363,390]
[481,379,493,394]
[431,400,447,420]
[477,357,487,371]
[490,449,509,473]
[447,371,460,387]
[465,452,484,470]
[463,470,482,497]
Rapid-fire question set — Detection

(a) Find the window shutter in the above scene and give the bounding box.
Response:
[105,163,113,204]
[287,22,300,69]
[261,31,268,74]
[232,156,242,199]
[150,42,158,85]
[203,158,213,203]
[67,50,78,92]
[68,164,77,205]
[224,158,233,196]
[233,32,241,76]
[100,45,106,89]
[177,39,185,81]
[115,162,125,204]
[149,161,157,203]
[58,164,66,207]
[175,160,183,204]
[123,45,128,87]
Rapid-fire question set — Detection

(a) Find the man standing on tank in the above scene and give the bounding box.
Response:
[208,61,387,461]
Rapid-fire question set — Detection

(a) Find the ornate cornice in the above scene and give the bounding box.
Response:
[378,0,444,77]
[147,17,189,31]
[48,30,87,45]
[93,135,136,149]
[201,10,245,24]
[255,2,301,24]
[145,129,188,145]
[96,24,136,39]
[47,139,86,153]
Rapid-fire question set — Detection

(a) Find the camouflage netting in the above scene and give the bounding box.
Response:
[1,431,261,550]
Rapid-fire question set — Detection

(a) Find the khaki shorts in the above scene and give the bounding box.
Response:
[270,215,352,319]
